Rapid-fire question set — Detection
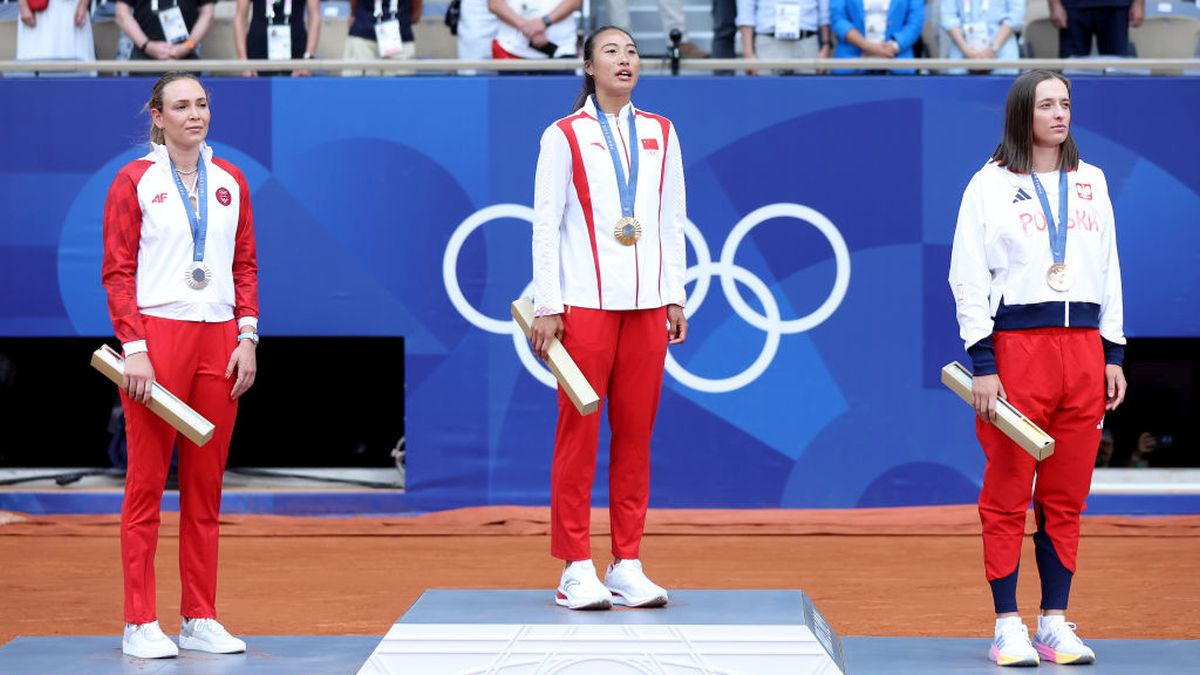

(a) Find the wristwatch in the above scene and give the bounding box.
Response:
[237,331,260,345]
[541,14,553,27]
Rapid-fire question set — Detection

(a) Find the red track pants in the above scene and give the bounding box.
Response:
[551,306,668,562]
[120,316,239,624]
[978,328,1105,588]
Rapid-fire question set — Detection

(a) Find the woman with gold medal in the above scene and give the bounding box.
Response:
[527,26,688,611]
[949,70,1127,667]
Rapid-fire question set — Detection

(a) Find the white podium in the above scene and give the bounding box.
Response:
[358,590,846,674]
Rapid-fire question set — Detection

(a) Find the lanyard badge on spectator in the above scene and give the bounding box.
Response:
[373,0,404,57]
[151,0,189,44]
[266,0,293,60]
[864,0,888,42]
[962,0,991,50]
[774,1,803,40]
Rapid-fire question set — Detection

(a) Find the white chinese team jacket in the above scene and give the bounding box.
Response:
[532,97,688,316]
[948,159,1125,374]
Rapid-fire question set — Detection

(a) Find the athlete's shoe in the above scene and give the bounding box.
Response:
[988,616,1040,667]
[555,560,612,610]
[178,617,247,654]
[122,620,179,659]
[1033,615,1096,665]
[604,559,668,608]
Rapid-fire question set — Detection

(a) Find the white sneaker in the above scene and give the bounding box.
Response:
[122,620,179,659]
[605,559,668,608]
[1034,615,1096,665]
[555,560,612,610]
[179,617,247,654]
[988,616,1039,667]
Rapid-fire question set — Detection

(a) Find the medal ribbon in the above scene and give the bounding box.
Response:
[1030,169,1068,265]
[592,95,639,222]
[168,155,209,263]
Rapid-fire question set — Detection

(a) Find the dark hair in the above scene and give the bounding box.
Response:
[571,26,637,113]
[991,70,1078,173]
[144,72,205,145]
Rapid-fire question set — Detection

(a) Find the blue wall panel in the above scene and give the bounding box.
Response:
[2,76,1197,509]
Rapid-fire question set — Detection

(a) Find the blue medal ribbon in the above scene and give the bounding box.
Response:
[168,154,208,262]
[591,95,639,220]
[1030,169,1069,266]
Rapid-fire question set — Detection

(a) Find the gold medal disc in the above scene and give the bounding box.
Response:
[614,217,642,246]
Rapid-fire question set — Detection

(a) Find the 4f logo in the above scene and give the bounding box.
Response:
[151,193,169,204]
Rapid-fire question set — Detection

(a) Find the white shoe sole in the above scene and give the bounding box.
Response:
[178,636,246,654]
[609,590,668,608]
[122,641,178,659]
[554,592,612,610]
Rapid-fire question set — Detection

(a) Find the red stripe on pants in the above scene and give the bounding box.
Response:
[977,327,1105,582]
[120,316,239,624]
[551,306,668,561]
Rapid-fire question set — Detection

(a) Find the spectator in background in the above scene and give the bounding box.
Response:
[488,0,580,61]
[342,0,422,76]
[1129,431,1169,467]
[941,0,1023,73]
[17,0,96,71]
[738,0,831,74]
[234,0,322,76]
[712,0,737,62]
[608,0,708,57]
[1050,0,1143,57]
[115,0,215,66]
[831,0,924,69]
[455,0,500,64]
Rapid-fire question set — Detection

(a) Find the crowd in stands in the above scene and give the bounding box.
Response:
[5,0,1195,73]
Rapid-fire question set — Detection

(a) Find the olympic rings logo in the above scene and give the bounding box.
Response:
[443,203,851,394]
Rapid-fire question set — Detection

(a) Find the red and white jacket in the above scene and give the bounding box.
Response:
[532,98,688,316]
[102,142,259,355]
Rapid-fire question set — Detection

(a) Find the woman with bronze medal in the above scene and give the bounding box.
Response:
[948,70,1127,667]
[102,72,259,658]
[527,26,689,611]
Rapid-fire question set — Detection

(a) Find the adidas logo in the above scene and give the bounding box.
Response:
[1012,188,1033,203]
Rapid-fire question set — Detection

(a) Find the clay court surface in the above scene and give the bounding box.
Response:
[2,505,1197,646]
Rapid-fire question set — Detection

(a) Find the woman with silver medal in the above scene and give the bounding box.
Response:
[102,72,260,659]
[528,27,689,611]
[948,70,1127,667]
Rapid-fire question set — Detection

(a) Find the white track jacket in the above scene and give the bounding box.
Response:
[949,159,1125,374]
[532,98,687,316]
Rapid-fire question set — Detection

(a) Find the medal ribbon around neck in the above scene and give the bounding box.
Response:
[592,95,639,232]
[1030,169,1069,269]
[169,154,209,264]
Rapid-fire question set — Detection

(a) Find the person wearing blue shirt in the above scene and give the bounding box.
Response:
[830,0,923,70]
[941,0,1023,73]
[737,0,832,74]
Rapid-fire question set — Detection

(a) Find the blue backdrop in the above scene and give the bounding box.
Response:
[2,76,1198,509]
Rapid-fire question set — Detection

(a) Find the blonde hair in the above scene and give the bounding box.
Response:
[144,72,205,146]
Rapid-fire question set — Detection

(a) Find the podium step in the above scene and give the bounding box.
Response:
[359,589,846,674]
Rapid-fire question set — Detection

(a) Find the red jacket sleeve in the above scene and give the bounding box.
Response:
[215,158,260,323]
[101,162,151,346]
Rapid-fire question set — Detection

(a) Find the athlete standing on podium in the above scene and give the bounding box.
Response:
[949,70,1126,667]
[527,26,689,610]
[103,72,259,658]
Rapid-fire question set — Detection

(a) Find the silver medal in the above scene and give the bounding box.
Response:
[184,262,213,290]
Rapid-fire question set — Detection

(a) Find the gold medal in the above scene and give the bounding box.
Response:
[1046,263,1072,292]
[614,217,642,246]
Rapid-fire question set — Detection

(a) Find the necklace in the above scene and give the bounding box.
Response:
[175,166,198,176]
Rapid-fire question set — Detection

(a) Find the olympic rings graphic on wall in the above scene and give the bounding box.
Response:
[442,202,851,394]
